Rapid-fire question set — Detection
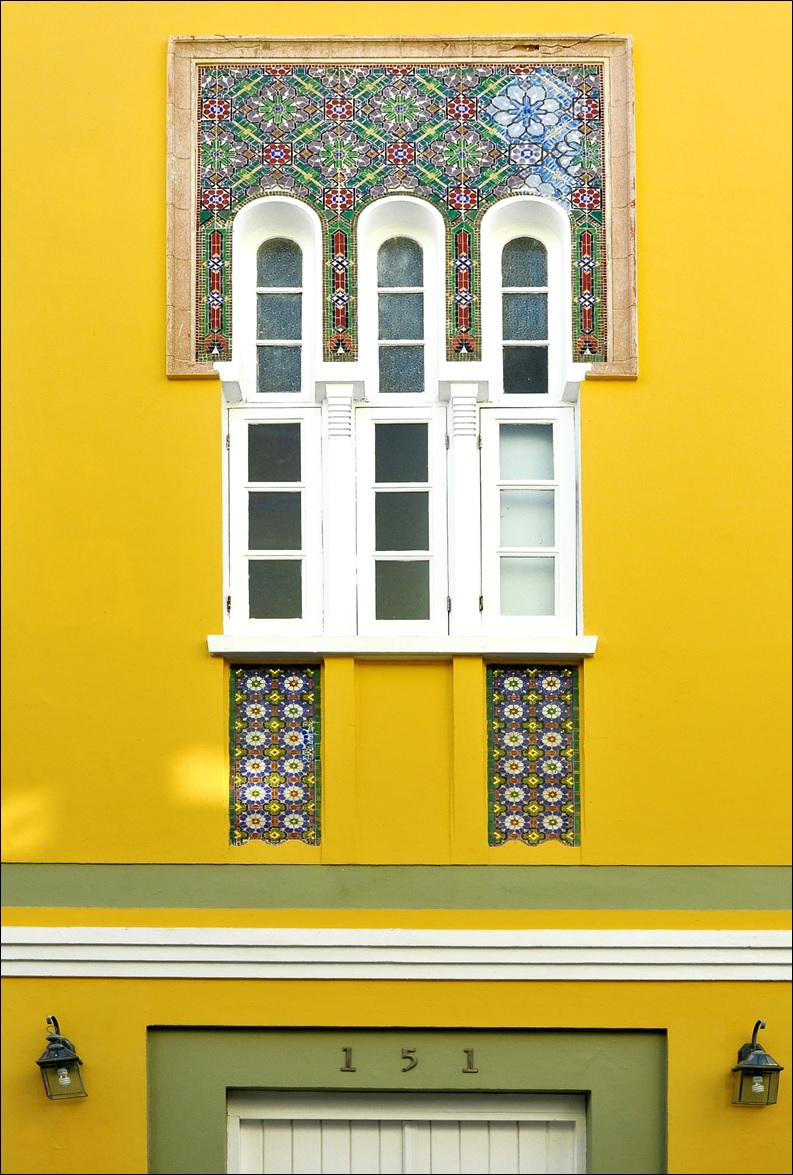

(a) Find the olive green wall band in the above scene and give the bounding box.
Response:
[3,863,790,910]
[148,1028,666,1175]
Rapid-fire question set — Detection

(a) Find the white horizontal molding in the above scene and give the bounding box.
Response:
[207,635,598,660]
[3,928,789,981]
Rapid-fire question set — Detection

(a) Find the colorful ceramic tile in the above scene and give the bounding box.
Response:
[487,665,580,847]
[229,665,321,846]
[196,63,606,365]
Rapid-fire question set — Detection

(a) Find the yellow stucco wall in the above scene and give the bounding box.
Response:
[2,1,790,867]
[1,3,791,1174]
[2,977,791,1175]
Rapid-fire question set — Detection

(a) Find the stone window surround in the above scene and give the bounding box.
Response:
[167,34,637,380]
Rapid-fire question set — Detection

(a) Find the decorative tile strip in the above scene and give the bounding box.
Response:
[488,666,580,847]
[229,666,321,846]
[196,63,606,365]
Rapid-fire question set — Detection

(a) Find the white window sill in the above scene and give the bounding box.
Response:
[207,635,598,661]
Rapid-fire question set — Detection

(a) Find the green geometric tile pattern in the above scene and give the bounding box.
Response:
[197,62,606,365]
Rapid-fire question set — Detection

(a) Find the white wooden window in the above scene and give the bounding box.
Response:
[377,237,425,394]
[227,408,323,633]
[228,1091,586,1174]
[355,407,449,636]
[256,238,303,394]
[480,409,577,635]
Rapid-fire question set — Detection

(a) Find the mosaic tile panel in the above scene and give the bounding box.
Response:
[488,666,580,847]
[196,63,606,365]
[229,665,321,846]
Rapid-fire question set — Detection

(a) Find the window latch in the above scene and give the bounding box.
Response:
[226,595,231,614]
[479,595,484,612]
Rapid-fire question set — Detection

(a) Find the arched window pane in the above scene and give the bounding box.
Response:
[257,238,302,287]
[378,237,423,287]
[502,237,547,287]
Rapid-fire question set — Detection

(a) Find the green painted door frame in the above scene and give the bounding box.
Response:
[148,1028,666,1174]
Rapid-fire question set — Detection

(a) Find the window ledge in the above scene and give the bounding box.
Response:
[207,635,598,661]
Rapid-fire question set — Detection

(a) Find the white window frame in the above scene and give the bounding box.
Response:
[226,406,323,634]
[358,197,445,402]
[479,407,578,636]
[225,196,323,404]
[355,406,449,637]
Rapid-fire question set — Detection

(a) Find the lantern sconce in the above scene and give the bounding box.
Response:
[731,1020,783,1106]
[35,1016,87,1100]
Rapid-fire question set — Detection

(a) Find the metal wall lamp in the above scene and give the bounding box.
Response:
[35,1016,87,1100]
[731,1020,783,1106]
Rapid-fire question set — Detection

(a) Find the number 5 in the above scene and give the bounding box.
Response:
[401,1047,417,1072]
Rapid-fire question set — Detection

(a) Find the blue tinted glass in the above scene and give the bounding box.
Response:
[257,238,302,287]
[249,560,302,619]
[248,423,301,482]
[378,293,423,340]
[502,294,548,341]
[379,345,424,393]
[257,294,302,340]
[375,423,428,483]
[503,346,548,394]
[502,237,547,287]
[375,492,429,551]
[375,561,430,619]
[248,492,301,550]
[377,237,423,287]
[257,345,301,394]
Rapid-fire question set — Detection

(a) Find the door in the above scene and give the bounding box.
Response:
[228,1091,586,1174]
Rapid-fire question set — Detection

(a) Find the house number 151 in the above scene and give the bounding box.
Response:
[341,1047,479,1073]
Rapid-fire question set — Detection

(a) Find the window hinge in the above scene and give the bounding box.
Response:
[479,595,484,612]
[447,596,452,613]
[225,434,230,450]
[445,433,450,449]
[477,434,482,449]
[226,595,231,614]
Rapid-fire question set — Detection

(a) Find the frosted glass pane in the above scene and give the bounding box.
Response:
[500,556,555,615]
[502,293,548,340]
[257,238,302,287]
[248,491,301,549]
[503,345,548,393]
[257,293,301,340]
[375,491,429,550]
[502,236,547,287]
[500,489,555,546]
[375,423,428,482]
[378,293,423,340]
[249,560,302,618]
[257,345,301,394]
[248,423,301,482]
[379,345,424,393]
[500,424,554,479]
[377,236,423,287]
[375,561,430,619]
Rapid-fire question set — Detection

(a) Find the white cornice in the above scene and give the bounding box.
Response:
[207,635,598,660]
[2,928,789,981]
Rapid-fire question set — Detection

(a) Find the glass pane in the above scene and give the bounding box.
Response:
[502,293,548,341]
[257,238,302,287]
[502,237,547,287]
[248,423,301,483]
[375,561,430,619]
[500,556,555,615]
[249,560,302,619]
[257,293,301,340]
[378,293,423,340]
[248,491,301,549]
[377,237,423,287]
[503,345,548,394]
[500,424,554,480]
[376,491,429,551]
[500,489,555,547]
[379,345,424,393]
[257,345,301,394]
[375,423,428,482]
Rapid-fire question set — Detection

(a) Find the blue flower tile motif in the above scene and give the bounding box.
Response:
[488,665,580,847]
[229,665,320,846]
